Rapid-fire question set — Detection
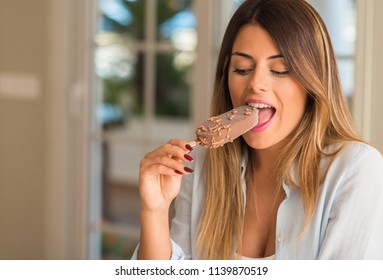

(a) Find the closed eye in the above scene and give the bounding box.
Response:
[271,70,289,77]
[233,67,254,75]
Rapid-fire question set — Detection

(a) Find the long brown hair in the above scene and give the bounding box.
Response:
[196,0,361,259]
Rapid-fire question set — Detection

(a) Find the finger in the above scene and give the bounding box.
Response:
[168,139,194,153]
[141,156,194,176]
[145,141,192,162]
[165,139,194,162]
[142,161,184,177]
[154,154,194,174]
[186,141,197,150]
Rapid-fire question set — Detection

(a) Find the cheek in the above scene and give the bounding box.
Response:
[228,75,247,105]
[294,87,307,115]
[228,74,237,95]
[282,85,307,120]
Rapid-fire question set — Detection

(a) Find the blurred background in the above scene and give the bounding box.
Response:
[0,0,382,259]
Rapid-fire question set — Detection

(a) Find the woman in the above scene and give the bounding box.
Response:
[133,0,383,259]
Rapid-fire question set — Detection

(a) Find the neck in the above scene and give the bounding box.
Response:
[253,146,280,172]
[252,136,290,172]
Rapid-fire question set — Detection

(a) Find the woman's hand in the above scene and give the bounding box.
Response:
[139,139,194,213]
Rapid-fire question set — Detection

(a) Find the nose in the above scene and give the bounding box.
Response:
[248,68,268,93]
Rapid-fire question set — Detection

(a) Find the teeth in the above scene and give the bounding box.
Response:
[248,102,273,109]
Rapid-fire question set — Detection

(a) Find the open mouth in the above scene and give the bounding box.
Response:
[248,103,276,126]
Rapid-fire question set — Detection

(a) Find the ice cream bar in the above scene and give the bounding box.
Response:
[191,105,259,148]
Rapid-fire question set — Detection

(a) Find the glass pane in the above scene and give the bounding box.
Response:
[338,58,355,107]
[98,0,146,40]
[155,52,194,118]
[231,0,244,11]
[101,140,142,260]
[156,0,197,51]
[95,44,144,127]
[102,164,141,223]
[307,0,356,114]
[102,232,139,260]
[308,0,356,56]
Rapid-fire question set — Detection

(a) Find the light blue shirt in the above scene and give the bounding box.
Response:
[132,141,383,260]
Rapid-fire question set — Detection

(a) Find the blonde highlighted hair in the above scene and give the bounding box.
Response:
[196,0,361,259]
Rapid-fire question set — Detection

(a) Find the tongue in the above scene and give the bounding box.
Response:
[257,108,275,125]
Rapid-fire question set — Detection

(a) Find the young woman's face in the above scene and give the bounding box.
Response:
[228,24,307,150]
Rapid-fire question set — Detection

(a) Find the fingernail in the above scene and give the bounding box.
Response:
[185,144,194,151]
[184,167,194,173]
[175,170,183,175]
[184,154,194,161]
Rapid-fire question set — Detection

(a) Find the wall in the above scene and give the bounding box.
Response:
[0,0,47,259]
[354,0,383,151]
[370,0,383,150]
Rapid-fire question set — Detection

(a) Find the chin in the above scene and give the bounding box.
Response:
[242,137,270,150]
[242,134,286,151]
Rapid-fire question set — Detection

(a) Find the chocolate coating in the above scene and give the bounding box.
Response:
[195,105,259,148]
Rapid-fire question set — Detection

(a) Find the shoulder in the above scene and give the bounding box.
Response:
[321,141,383,193]
[315,142,383,259]
[324,141,382,169]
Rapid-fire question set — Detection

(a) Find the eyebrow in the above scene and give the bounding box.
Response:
[231,51,284,60]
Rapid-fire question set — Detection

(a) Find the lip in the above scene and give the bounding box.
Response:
[246,98,275,108]
[246,99,275,133]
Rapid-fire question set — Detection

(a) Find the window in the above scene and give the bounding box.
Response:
[307,0,357,110]
[88,0,357,259]
[91,0,201,260]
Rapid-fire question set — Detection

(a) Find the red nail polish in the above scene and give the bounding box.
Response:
[175,170,183,175]
[185,144,194,151]
[184,167,194,173]
[184,154,194,161]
